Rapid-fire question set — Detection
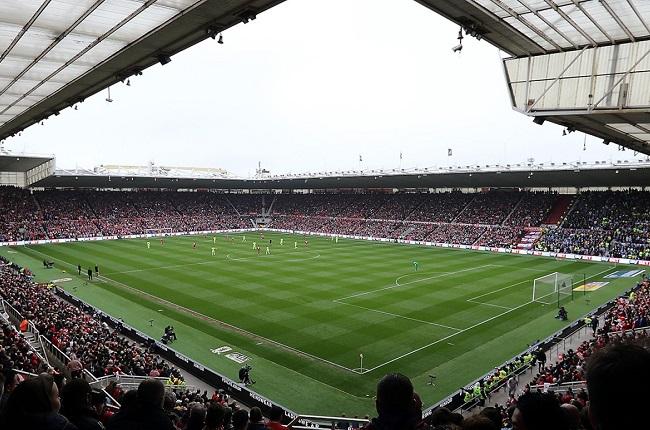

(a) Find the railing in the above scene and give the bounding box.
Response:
[287,415,369,430]
[89,374,197,393]
[530,380,587,393]
[28,321,50,366]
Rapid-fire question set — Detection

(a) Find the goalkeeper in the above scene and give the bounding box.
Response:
[413,261,418,272]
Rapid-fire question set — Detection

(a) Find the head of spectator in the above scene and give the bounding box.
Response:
[560,403,581,430]
[267,405,287,430]
[186,402,206,430]
[137,378,165,410]
[586,342,650,430]
[478,407,502,429]
[60,378,105,430]
[233,408,249,430]
[204,402,226,430]
[248,407,266,430]
[460,415,498,430]
[2,373,73,430]
[511,392,568,430]
[367,373,420,430]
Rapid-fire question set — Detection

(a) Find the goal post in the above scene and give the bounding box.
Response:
[145,227,173,236]
[532,272,574,307]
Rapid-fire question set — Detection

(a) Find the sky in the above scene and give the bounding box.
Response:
[5,0,645,177]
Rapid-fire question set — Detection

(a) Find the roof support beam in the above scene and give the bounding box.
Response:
[543,0,597,47]
[0,0,107,99]
[488,0,563,51]
[590,45,650,110]
[526,46,589,112]
[0,0,52,64]
[515,0,578,49]
[0,0,160,117]
[600,0,635,42]
[626,0,650,34]
[570,0,615,44]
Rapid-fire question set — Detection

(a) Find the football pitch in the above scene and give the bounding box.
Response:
[3,232,639,415]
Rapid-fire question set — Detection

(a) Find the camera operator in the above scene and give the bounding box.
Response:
[238,365,255,385]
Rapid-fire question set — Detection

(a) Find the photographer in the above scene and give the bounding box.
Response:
[238,365,255,385]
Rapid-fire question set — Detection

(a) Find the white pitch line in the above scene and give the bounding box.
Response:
[333,300,462,331]
[361,265,618,373]
[486,264,554,273]
[466,299,514,310]
[23,246,362,375]
[467,278,532,301]
[335,264,493,302]
[104,260,217,275]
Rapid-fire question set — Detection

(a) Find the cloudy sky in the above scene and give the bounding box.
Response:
[7,0,644,176]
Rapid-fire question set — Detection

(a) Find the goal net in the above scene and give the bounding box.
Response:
[145,228,173,236]
[532,272,573,306]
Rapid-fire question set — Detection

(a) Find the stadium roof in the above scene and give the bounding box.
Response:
[0,0,285,140]
[32,160,650,190]
[0,152,54,171]
[416,0,650,56]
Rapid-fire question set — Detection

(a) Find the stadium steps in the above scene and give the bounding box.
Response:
[544,195,575,226]
[501,194,526,226]
[516,228,543,250]
[223,195,243,217]
[450,194,478,223]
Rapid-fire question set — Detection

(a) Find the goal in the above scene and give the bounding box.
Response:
[145,227,173,236]
[532,272,573,307]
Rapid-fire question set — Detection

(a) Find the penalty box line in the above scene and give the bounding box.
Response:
[362,265,619,374]
[23,246,364,375]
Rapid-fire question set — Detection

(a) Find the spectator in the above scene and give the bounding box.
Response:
[267,405,288,430]
[60,378,103,430]
[106,379,173,430]
[247,407,267,430]
[511,392,568,430]
[363,373,421,430]
[585,342,650,430]
[2,373,77,430]
[204,402,227,430]
[232,409,249,430]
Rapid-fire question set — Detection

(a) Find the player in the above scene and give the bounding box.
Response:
[280,238,284,246]
[413,261,418,272]
[242,235,246,242]
[147,241,151,249]
[192,242,197,250]
[335,236,339,244]
[160,238,164,245]
[304,239,308,247]
[252,241,257,250]
[294,241,298,249]
[211,247,216,256]
[266,246,271,255]
[269,239,272,245]
[256,246,261,255]
[213,236,216,244]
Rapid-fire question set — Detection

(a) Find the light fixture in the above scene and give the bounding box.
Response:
[106,86,113,103]
[126,79,130,86]
[158,54,172,65]
[74,105,78,110]
[533,117,545,125]
[452,27,463,53]
[218,33,223,44]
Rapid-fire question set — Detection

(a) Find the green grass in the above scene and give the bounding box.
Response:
[1,232,640,415]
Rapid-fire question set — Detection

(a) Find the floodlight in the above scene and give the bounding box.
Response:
[452,44,463,53]
[158,54,172,65]
[533,117,545,125]
[218,33,224,44]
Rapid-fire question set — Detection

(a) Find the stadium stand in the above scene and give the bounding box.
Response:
[2,188,650,260]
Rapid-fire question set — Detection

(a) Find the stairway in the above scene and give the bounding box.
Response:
[516,228,543,250]
[22,331,47,360]
[542,195,574,225]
